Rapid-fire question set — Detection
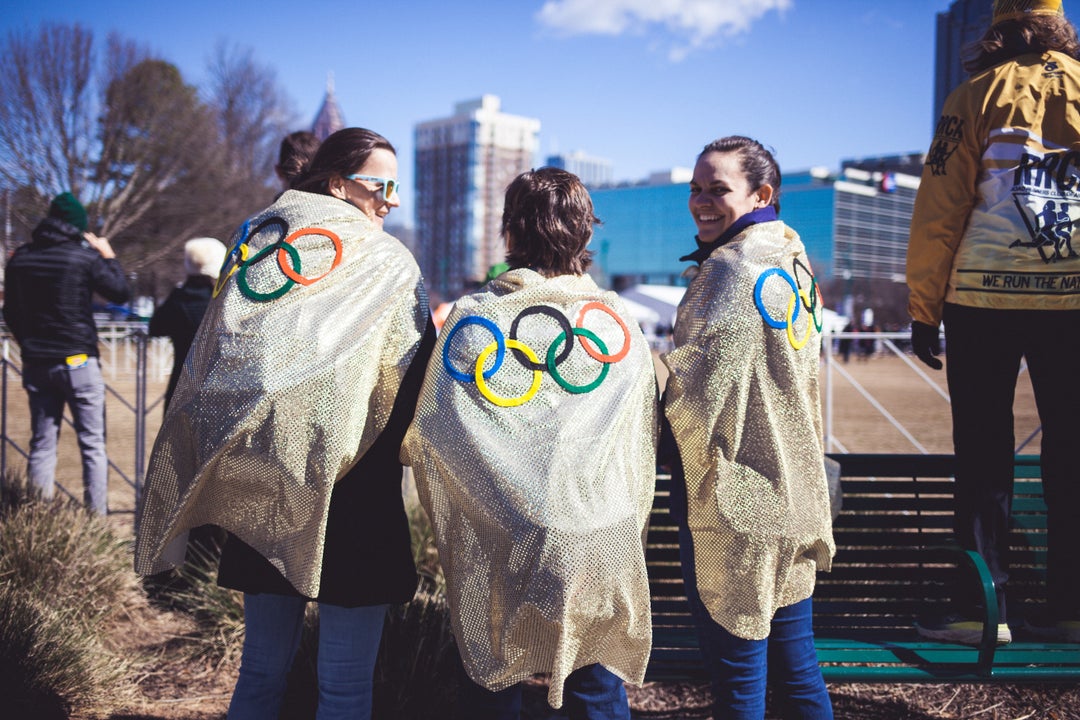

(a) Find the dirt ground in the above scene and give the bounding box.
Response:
[5,350,1073,720]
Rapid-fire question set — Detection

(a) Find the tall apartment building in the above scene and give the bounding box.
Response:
[934,0,992,122]
[546,150,614,187]
[414,95,540,301]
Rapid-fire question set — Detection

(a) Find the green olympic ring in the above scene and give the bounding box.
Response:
[546,327,610,394]
[237,240,300,301]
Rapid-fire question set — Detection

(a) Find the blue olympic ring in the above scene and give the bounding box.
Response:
[222,219,251,271]
[753,265,823,349]
[754,268,801,328]
[442,315,505,382]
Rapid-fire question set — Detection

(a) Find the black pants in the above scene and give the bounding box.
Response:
[943,303,1080,621]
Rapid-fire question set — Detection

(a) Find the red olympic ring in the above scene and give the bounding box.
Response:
[574,302,631,362]
[276,228,343,286]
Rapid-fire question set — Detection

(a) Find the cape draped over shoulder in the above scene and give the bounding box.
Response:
[402,268,657,709]
[662,220,835,640]
[134,190,429,598]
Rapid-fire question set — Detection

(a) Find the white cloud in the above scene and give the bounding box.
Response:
[536,0,792,61]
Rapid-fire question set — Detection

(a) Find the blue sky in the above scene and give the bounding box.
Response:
[3,0,955,224]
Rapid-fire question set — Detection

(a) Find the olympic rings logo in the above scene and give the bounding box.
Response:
[214,216,344,302]
[442,302,632,407]
[753,259,823,350]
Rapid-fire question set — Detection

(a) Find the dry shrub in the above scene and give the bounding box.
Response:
[406,482,445,594]
[144,539,245,668]
[373,581,459,719]
[0,585,125,719]
[0,478,141,718]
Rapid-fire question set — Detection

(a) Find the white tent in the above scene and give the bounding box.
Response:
[618,296,660,325]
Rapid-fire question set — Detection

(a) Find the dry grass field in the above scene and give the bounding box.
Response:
[2,347,1071,720]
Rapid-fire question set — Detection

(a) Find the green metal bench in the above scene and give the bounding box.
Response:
[645,453,1080,683]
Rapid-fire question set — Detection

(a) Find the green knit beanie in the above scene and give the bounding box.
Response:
[48,192,88,232]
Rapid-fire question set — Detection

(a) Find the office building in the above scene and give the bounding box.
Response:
[833,154,923,283]
[546,150,614,187]
[414,95,540,300]
[934,0,991,122]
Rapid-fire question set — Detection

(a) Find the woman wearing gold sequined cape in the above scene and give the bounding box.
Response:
[402,169,657,714]
[134,182,431,604]
[662,137,834,718]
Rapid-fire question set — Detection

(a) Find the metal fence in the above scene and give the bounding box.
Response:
[1,322,166,516]
[0,324,1042,516]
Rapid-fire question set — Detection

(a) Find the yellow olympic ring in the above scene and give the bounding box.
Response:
[474,338,542,407]
[785,291,812,350]
[213,243,249,298]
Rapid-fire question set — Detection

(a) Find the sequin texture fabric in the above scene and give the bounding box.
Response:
[134,190,429,597]
[662,221,835,640]
[402,269,657,708]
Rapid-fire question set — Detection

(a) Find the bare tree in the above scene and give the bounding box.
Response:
[95,55,219,241]
[0,25,215,249]
[207,41,295,193]
[0,23,299,299]
[119,43,296,289]
[0,23,96,232]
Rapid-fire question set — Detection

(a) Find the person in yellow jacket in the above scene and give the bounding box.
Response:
[907,0,1080,644]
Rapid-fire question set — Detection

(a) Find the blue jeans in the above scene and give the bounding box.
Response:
[458,662,630,720]
[679,526,832,720]
[23,357,109,514]
[228,593,387,720]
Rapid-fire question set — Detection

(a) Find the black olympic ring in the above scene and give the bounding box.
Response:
[508,305,574,370]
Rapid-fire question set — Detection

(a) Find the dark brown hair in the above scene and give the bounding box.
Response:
[699,135,783,214]
[502,167,598,277]
[291,128,395,194]
[276,131,320,184]
[963,15,1080,74]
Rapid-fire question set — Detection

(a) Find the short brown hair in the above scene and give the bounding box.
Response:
[501,167,598,277]
[963,14,1080,74]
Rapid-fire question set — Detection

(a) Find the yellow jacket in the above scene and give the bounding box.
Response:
[907,50,1080,326]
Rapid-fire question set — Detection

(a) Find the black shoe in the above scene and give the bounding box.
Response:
[1023,616,1080,642]
[915,613,1011,645]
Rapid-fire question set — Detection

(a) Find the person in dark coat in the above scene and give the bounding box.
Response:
[3,192,130,514]
[148,237,227,409]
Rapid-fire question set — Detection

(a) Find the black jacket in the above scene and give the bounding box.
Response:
[3,217,130,362]
[216,319,437,607]
[148,276,214,408]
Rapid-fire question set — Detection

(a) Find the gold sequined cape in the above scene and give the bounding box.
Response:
[662,221,835,640]
[134,190,429,598]
[401,269,657,709]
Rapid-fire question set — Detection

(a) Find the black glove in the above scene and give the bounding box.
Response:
[911,321,943,370]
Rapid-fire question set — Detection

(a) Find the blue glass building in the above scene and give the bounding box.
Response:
[590,179,696,288]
